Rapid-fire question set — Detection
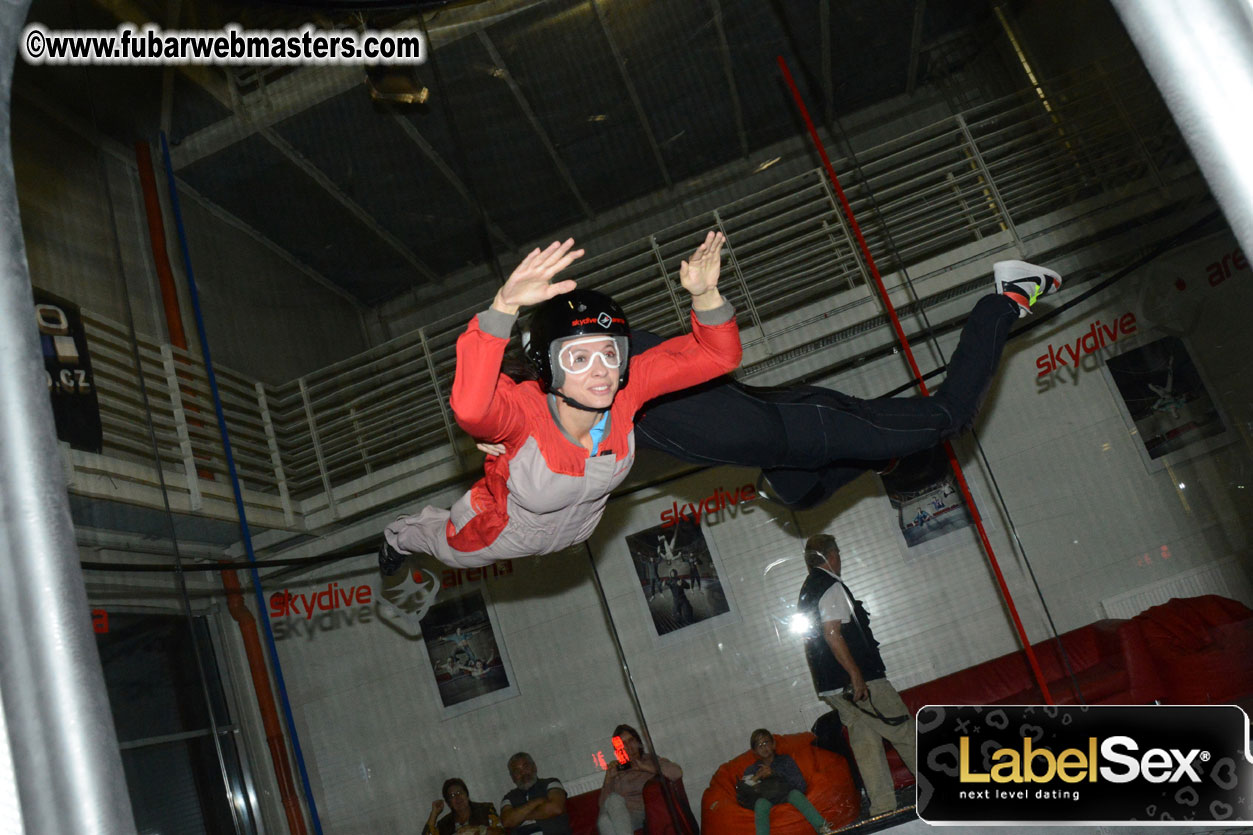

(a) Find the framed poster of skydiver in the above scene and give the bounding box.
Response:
[420,587,518,718]
[1101,333,1231,474]
[624,517,736,643]
[880,445,974,549]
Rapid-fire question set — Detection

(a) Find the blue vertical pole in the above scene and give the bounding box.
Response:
[157,132,323,834]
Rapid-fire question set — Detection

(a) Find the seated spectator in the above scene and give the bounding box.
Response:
[597,724,682,835]
[501,752,571,833]
[426,778,505,835]
[740,729,836,834]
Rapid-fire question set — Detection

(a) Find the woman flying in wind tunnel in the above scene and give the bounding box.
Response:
[379,232,741,571]
[475,258,1063,511]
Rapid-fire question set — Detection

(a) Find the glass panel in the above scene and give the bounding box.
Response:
[96,613,228,743]
[10,0,1251,832]
[120,736,240,835]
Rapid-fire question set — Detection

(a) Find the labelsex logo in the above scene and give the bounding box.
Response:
[960,735,1205,785]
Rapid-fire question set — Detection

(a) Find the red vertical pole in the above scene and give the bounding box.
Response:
[134,141,216,480]
[777,57,1054,704]
[221,568,308,835]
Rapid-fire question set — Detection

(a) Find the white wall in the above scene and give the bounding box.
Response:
[246,547,639,833]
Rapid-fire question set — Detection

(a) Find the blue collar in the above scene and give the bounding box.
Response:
[588,412,609,456]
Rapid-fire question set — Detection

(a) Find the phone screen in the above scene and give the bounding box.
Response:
[611,734,629,766]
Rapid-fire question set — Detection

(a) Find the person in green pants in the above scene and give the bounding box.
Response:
[741,729,837,834]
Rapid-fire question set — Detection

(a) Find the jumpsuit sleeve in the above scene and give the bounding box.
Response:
[449,308,529,444]
[621,301,741,412]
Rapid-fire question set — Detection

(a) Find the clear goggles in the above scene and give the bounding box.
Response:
[556,336,624,375]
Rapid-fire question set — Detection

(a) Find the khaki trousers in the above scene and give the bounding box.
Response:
[822,678,916,816]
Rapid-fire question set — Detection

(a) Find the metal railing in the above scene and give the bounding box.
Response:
[80,61,1200,515]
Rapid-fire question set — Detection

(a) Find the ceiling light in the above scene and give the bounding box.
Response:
[587,114,607,122]
[365,66,429,105]
[754,156,782,173]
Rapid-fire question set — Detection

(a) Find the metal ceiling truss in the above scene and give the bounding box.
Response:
[386,112,518,251]
[709,0,749,159]
[820,0,832,125]
[477,30,595,219]
[907,0,928,95]
[590,0,673,190]
[14,84,365,309]
[259,128,441,282]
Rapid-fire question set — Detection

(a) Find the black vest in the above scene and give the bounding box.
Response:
[797,568,886,693]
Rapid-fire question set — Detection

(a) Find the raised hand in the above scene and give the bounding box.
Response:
[679,230,726,310]
[493,239,585,316]
[431,799,445,817]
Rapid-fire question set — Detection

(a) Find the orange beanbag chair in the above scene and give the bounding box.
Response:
[701,733,859,835]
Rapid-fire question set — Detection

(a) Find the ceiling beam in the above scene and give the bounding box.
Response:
[478,30,595,219]
[820,0,833,124]
[12,86,365,310]
[590,0,673,190]
[709,0,749,159]
[167,2,549,170]
[387,112,518,252]
[91,0,232,107]
[171,65,362,170]
[907,0,928,95]
[260,128,440,283]
[174,177,369,308]
[158,0,183,137]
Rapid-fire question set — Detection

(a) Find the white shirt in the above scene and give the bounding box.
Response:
[815,565,852,625]
[814,566,862,697]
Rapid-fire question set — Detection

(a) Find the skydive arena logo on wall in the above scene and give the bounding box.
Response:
[917,705,1253,824]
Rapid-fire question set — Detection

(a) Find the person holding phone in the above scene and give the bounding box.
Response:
[597,724,682,835]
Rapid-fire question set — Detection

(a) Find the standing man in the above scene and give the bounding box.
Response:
[665,569,694,625]
[500,752,571,834]
[796,534,916,818]
[646,551,663,601]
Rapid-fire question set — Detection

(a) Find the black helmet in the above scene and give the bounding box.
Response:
[525,289,630,391]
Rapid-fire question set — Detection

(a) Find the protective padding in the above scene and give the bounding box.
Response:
[1134,595,1253,704]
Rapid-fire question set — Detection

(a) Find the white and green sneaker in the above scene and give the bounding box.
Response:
[994,259,1062,318]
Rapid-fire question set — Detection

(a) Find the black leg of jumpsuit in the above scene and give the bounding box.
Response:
[631,294,1018,508]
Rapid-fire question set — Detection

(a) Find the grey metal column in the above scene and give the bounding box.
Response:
[1111,0,1253,254]
[0,2,137,832]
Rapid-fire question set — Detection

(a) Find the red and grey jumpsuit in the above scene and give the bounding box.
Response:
[384,301,741,568]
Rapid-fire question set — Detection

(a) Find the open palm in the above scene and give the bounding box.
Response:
[678,230,726,297]
[493,239,585,315]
